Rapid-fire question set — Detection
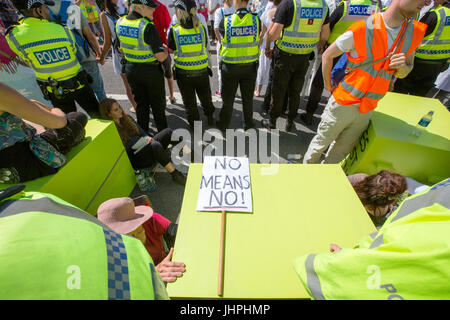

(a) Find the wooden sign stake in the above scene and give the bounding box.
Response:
[218,209,226,296]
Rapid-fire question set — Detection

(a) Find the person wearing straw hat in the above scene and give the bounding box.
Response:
[97,197,186,283]
[167,0,216,128]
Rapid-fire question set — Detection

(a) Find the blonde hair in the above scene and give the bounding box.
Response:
[175,7,201,31]
[130,4,146,11]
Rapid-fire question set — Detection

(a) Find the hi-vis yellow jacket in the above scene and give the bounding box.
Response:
[293,178,450,300]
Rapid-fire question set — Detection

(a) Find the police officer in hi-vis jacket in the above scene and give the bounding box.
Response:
[116,0,169,133]
[6,0,100,116]
[167,0,216,129]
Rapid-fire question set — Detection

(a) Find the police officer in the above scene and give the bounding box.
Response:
[216,0,261,131]
[168,0,215,129]
[116,0,169,133]
[6,0,100,116]
[262,0,330,131]
[301,0,380,125]
[394,0,450,97]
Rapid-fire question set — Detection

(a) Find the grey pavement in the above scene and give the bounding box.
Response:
[99,45,328,223]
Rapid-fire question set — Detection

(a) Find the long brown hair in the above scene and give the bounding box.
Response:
[352,170,408,211]
[99,98,141,146]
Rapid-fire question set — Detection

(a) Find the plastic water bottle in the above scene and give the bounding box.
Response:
[411,111,434,137]
[135,170,148,192]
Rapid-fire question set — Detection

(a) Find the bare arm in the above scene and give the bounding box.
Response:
[82,24,102,62]
[0,84,67,129]
[318,23,330,54]
[100,12,112,64]
[259,23,267,48]
[322,42,344,91]
[266,22,284,46]
[214,28,221,42]
[155,49,168,62]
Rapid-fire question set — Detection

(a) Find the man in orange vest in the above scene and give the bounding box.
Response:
[303,0,429,164]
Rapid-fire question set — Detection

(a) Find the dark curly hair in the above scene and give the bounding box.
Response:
[352,170,408,209]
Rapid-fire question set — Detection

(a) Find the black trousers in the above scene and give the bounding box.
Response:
[304,55,342,116]
[0,112,88,182]
[269,47,310,122]
[48,81,99,117]
[262,57,288,114]
[127,128,173,170]
[175,69,215,126]
[125,62,168,133]
[218,61,257,129]
[394,58,448,97]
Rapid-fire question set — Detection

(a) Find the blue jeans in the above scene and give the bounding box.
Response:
[81,60,107,102]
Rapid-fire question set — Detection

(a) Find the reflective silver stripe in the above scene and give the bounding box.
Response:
[365,15,375,61]
[221,54,259,61]
[0,197,112,230]
[282,30,321,38]
[221,41,259,48]
[305,254,326,300]
[176,51,205,57]
[369,231,378,239]
[391,180,450,223]
[63,26,75,50]
[369,234,384,249]
[120,42,152,51]
[37,70,80,82]
[421,9,448,46]
[400,20,414,54]
[422,39,450,45]
[340,80,385,100]
[7,31,79,76]
[359,64,393,81]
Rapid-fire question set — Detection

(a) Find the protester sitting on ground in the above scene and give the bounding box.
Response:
[294,179,450,300]
[97,197,186,283]
[99,98,187,186]
[348,170,411,228]
[0,83,87,184]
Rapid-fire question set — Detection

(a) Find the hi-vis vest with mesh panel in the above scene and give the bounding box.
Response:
[327,0,378,44]
[6,17,82,82]
[116,17,157,63]
[219,12,260,64]
[415,5,450,60]
[79,0,99,23]
[293,178,450,300]
[0,191,168,300]
[276,0,328,54]
[173,24,209,70]
[332,13,426,113]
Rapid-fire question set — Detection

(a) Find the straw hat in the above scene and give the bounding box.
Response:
[97,197,153,234]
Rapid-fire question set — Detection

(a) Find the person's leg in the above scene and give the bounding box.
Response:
[304,62,324,115]
[126,65,151,132]
[147,66,168,131]
[324,108,373,163]
[195,73,216,120]
[217,63,240,130]
[217,45,222,94]
[269,49,293,125]
[81,60,107,102]
[163,56,175,102]
[303,96,355,164]
[73,82,100,118]
[176,74,200,127]
[120,73,137,110]
[152,128,173,149]
[239,64,257,129]
[287,54,309,122]
[262,57,275,113]
[49,91,77,114]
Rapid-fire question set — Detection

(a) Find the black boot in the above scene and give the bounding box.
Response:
[261,118,276,130]
[300,113,313,126]
[285,120,295,132]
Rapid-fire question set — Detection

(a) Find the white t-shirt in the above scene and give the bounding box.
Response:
[335,13,403,58]
[213,6,235,29]
[208,0,222,21]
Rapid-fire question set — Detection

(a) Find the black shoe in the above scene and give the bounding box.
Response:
[261,118,276,130]
[300,113,313,126]
[171,170,186,186]
[286,120,295,132]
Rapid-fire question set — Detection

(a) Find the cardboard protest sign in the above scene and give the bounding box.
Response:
[197,156,252,213]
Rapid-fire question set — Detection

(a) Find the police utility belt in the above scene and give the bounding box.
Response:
[37,70,92,99]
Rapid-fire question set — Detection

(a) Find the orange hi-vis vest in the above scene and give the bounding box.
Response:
[333,13,426,113]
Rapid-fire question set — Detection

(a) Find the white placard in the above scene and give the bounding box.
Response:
[196,156,253,212]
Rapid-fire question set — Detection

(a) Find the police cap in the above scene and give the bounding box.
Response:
[11,0,55,10]
[129,0,159,8]
[174,0,196,12]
